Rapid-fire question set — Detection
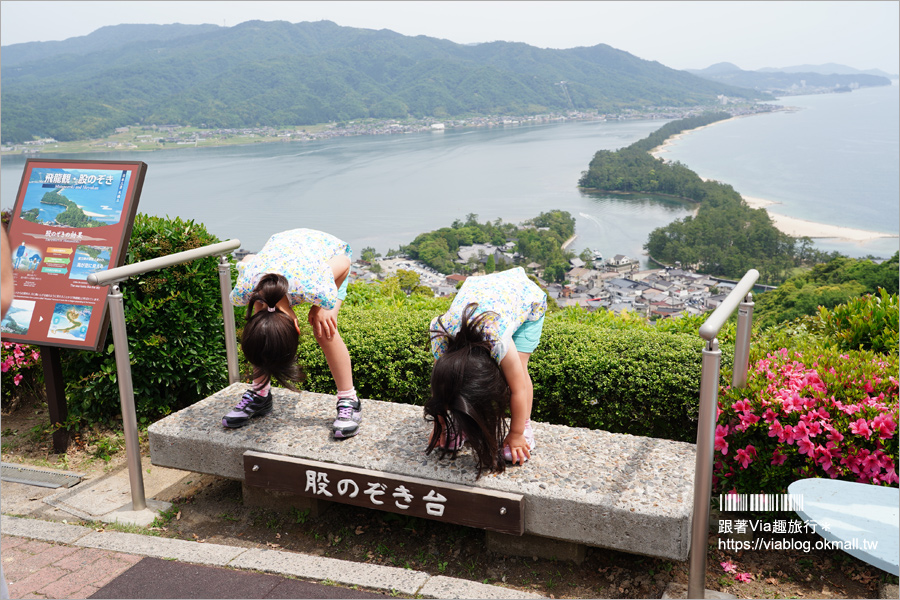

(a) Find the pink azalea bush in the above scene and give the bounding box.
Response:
[1,342,42,408]
[715,342,898,495]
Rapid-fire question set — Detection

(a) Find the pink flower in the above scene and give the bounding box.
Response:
[732,399,752,412]
[862,452,882,476]
[721,561,737,573]
[762,408,778,423]
[871,414,896,439]
[734,572,753,583]
[797,437,815,456]
[739,412,760,430]
[771,449,788,466]
[715,425,730,456]
[735,445,757,469]
[13,373,23,386]
[826,427,844,447]
[783,424,797,445]
[768,419,784,441]
[849,418,872,439]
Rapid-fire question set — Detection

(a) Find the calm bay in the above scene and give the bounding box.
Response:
[2,84,897,266]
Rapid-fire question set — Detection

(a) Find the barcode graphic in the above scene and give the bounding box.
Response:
[719,494,803,512]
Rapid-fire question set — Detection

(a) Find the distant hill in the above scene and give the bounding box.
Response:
[1,23,221,66]
[757,63,897,79]
[686,62,892,93]
[0,20,767,144]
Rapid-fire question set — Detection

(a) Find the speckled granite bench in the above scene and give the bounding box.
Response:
[149,383,696,562]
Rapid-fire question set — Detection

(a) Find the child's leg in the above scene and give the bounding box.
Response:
[317,327,353,392]
[315,298,361,438]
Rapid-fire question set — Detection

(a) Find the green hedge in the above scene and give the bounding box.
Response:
[60,215,236,425]
[291,303,714,443]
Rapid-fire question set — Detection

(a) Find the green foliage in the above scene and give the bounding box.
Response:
[812,288,899,354]
[59,214,234,425]
[754,253,899,328]
[529,321,711,442]
[403,211,574,276]
[295,304,436,406]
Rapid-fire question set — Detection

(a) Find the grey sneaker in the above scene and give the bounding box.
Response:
[222,389,272,428]
[333,397,362,438]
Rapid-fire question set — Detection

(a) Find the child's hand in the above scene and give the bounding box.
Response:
[503,431,531,465]
[308,305,339,339]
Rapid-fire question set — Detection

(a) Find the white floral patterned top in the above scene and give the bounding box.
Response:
[430,267,547,364]
[230,229,351,310]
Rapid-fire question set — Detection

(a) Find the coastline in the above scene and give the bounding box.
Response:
[649,119,899,243]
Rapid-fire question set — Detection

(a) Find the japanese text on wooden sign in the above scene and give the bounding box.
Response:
[243,451,524,535]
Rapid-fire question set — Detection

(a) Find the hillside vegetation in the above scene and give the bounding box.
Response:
[1,20,767,143]
[579,114,836,284]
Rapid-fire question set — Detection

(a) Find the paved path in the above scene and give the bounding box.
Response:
[1,517,544,599]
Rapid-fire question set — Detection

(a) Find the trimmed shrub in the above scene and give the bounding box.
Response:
[288,298,710,443]
[59,214,235,425]
[294,304,436,406]
[530,321,710,442]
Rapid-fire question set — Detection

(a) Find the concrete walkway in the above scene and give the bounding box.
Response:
[1,516,545,599]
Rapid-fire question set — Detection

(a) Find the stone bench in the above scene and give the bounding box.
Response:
[148,383,697,563]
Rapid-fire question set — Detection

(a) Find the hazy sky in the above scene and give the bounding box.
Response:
[1,1,898,74]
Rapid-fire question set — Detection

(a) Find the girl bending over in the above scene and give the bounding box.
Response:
[224,228,360,438]
[425,267,546,476]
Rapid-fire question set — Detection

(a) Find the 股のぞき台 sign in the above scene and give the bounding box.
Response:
[1,159,147,350]
[244,452,525,535]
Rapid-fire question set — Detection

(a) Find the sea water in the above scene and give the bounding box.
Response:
[656,83,899,259]
[2,85,897,264]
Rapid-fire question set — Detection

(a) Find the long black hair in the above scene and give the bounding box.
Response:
[241,273,304,391]
[425,302,510,477]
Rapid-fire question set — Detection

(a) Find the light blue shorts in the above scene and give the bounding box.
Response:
[511,316,544,354]
[337,277,349,302]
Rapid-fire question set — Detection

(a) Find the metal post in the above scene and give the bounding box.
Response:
[107,283,146,511]
[218,256,239,384]
[732,293,754,389]
[688,338,721,599]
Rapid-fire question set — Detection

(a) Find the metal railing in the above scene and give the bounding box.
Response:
[87,239,241,511]
[688,268,759,599]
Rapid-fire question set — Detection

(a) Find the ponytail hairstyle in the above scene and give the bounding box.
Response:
[241,273,304,390]
[425,302,510,477]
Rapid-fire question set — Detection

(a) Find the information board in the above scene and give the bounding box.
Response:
[1,159,147,350]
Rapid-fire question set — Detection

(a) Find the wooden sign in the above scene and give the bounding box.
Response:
[243,451,524,535]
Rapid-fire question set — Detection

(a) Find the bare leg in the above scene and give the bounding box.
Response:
[315,300,354,391]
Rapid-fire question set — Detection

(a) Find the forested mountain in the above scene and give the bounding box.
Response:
[687,63,891,92]
[1,20,767,143]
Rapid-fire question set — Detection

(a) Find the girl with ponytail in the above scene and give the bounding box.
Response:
[225,229,361,438]
[425,267,547,477]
